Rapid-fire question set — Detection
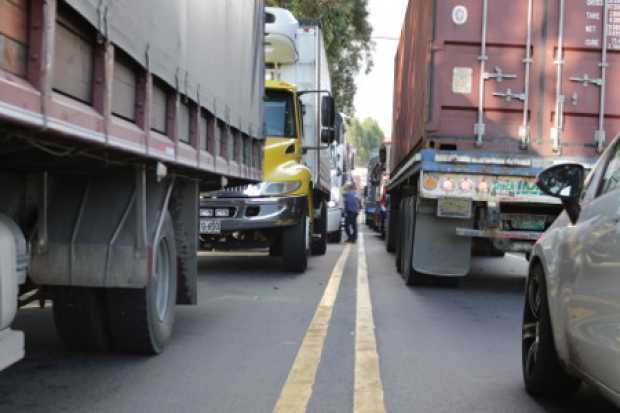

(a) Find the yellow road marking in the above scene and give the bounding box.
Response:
[355,234,386,413]
[198,251,269,257]
[273,244,352,413]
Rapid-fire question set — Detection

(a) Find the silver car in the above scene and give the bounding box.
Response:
[523,135,620,405]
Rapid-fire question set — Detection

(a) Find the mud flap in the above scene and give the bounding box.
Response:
[31,168,172,288]
[412,199,473,277]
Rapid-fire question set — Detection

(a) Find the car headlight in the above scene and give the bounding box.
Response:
[327,200,337,208]
[244,181,302,196]
[200,208,214,217]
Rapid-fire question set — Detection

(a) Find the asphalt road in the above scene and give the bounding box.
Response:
[0,229,617,412]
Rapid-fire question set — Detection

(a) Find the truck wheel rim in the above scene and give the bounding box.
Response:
[154,238,172,322]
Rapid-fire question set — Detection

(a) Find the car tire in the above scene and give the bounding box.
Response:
[282,215,309,273]
[106,213,178,355]
[522,264,581,398]
[52,287,111,353]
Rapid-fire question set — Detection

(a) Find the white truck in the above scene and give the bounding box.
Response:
[266,8,333,201]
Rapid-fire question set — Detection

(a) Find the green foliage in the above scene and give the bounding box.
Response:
[265,0,374,114]
[346,117,383,166]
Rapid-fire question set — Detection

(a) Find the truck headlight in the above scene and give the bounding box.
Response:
[237,181,303,197]
[200,208,214,217]
[264,181,302,195]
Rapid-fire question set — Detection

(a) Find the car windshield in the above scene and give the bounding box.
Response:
[264,90,296,138]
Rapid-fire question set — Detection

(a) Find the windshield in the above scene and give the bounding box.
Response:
[264,90,296,138]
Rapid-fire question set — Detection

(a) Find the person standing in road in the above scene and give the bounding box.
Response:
[343,183,360,243]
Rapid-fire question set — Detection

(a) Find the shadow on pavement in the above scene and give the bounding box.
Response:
[198,253,285,276]
[533,386,618,412]
[0,308,153,412]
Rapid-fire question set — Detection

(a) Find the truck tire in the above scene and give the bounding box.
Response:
[328,229,342,243]
[473,239,505,257]
[106,213,178,354]
[385,208,397,252]
[395,201,405,273]
[402,196,433,287]
[311,203,327,256]
[269,235,283,257]
[53,287,111,352]
[522,264,581,398]
[282,215,309,273]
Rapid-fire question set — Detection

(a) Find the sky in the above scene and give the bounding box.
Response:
[353,0,409,139]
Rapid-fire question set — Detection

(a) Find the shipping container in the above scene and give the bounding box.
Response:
[0,0,265,370]
[392,0,620,172]
[387,0,620,286]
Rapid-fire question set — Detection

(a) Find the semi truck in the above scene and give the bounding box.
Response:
[199,7,337,272]
[0,0,265,370]
[387,0,619,286]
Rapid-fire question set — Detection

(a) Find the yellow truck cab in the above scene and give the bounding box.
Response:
[199,79,336,272]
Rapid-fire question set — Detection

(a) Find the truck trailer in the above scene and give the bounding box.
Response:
[387,0,619,286]
[0,0,265,370]
[199,7,337,272]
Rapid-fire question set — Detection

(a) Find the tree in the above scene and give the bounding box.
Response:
[346,117,383,166]
[265,0,374,114]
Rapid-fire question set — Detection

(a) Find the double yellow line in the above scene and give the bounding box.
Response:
[273,235,386,413]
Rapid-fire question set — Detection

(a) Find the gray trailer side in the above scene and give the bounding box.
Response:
[0,0,265,366]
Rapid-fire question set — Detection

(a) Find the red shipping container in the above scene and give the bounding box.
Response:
[392,0,620,173]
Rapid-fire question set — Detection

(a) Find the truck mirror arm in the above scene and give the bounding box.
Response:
[302,145,330,154]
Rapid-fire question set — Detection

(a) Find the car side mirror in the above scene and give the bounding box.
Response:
[536,163,585,224]
[321,95,335,128]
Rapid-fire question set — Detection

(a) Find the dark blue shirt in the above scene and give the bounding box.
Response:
[343,190,360,214]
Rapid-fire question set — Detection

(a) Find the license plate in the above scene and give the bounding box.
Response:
[437,198,472,219]
[200,219,221,234]
[508,216,546,231]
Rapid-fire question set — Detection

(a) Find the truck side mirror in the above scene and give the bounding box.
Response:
[321,128,335,144]
[321,95,335,128]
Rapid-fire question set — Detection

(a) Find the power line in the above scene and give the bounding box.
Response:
[372,36,399,41]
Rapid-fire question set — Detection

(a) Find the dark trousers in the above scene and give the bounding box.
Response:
[345,212,358,242]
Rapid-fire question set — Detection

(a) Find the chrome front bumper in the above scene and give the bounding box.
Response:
[200,195,307,233]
